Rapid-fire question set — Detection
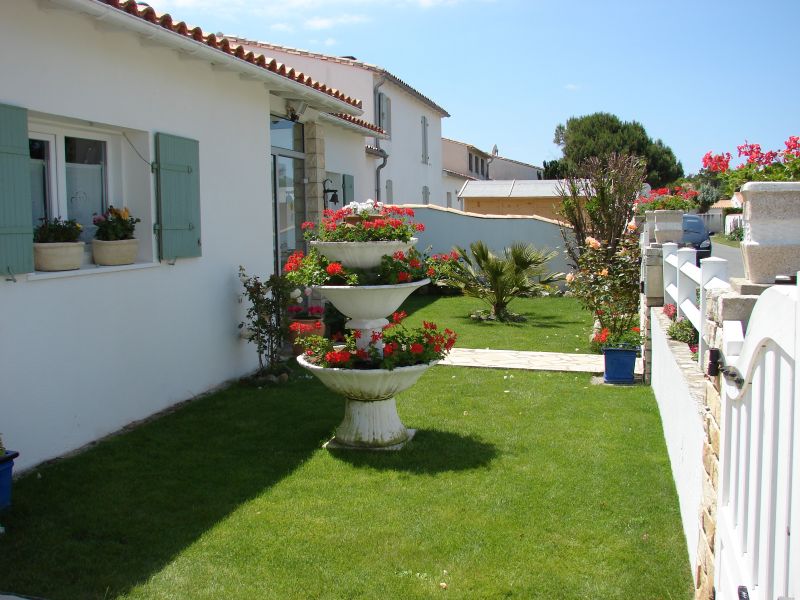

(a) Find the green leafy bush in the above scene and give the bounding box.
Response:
[567,230,641,348]
[667,318,698,345]
[433,241,562,322]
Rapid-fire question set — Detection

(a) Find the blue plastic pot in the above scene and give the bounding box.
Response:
[602,346,637,384]
[0,450,19,510]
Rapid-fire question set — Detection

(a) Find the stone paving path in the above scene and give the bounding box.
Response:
[441,347,644,374]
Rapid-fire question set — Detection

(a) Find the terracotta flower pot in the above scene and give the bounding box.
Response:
[92,238,139,266]
[33,242,85,271]
[740,182,800,284]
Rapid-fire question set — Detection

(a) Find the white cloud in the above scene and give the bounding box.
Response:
[270,23,295,33]
[323,37,338,46]
[564,83,581,92]
[304,14,370,30]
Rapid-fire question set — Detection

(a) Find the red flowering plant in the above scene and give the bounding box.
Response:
[567,231,642,353]
[284,247,443,287]
[283,249,359,287]
[296,311,457,370]
[702,135,800,196]
[591,325,642,354]
[301,200,424,243]
[633,186,699,215]
[662,303,677,321]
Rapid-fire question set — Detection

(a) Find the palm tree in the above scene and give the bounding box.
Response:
[440,241,563,321]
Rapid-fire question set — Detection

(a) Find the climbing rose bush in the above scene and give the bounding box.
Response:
[567,229,641,351]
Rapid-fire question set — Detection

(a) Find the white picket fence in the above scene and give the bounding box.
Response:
[661,242,730,368]
[659,242,799,597]
[715,284,799,600]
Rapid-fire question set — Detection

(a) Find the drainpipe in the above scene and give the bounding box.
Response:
[374,75,388,201]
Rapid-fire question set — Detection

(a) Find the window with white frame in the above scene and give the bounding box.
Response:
[28,120,123,242]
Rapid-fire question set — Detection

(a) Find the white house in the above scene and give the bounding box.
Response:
[225,38,450,207]
[488,153,543,181]
[0,0,383,470]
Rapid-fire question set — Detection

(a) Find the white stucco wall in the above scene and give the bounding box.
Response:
[232,44,446,207]
[408,205,570,277]
[650,308,706,575]
[442,173,468,209]
[323,125,374,201]
[381,88,444,206]
[490,157,543,180]
[1,2,282,470]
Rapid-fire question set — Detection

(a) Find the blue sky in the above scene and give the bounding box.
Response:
[155,0,799,174]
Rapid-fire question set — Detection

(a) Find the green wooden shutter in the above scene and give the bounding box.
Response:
[342,174,355,204]
[155,133,201,260]
[0,103,33,276]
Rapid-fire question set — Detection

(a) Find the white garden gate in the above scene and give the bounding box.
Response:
[716,283,800,599]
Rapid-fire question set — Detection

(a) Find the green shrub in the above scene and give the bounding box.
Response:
[667,318,698,345]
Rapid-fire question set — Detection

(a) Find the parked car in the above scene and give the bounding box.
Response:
[682,214,712,264]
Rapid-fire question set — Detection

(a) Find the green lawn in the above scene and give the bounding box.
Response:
[0,368,691,599]
[400,294,595,353]
[712,234,740,248]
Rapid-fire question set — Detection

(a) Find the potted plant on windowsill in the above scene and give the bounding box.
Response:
[0,434,19,511]
[92,206,141,266]
[33,217,84,271]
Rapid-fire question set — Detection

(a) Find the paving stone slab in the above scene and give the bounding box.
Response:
[440,348,643,375]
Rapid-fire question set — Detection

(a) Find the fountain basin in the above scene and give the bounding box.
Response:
[297,355,439,448]
[311,238,418,270]
[318,279,429,321]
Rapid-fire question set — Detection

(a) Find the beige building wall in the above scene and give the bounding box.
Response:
[463,196,564,221]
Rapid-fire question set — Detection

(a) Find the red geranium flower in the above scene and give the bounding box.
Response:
[326,262,344,276]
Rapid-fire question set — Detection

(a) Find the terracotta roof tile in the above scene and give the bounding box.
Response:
[330,113,386,136]
[97,1,362,110]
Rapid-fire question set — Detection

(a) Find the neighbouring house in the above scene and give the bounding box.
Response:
[225,37,450,207]
[0,0,383,471]
[441,138,490,209]
[459,179,570,221]
[441,139,544,209]
[488,152,543,181]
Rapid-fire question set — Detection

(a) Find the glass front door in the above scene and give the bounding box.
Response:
[272,154,305,273]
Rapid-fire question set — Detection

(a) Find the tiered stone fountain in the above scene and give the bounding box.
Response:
[296,237,435,450]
